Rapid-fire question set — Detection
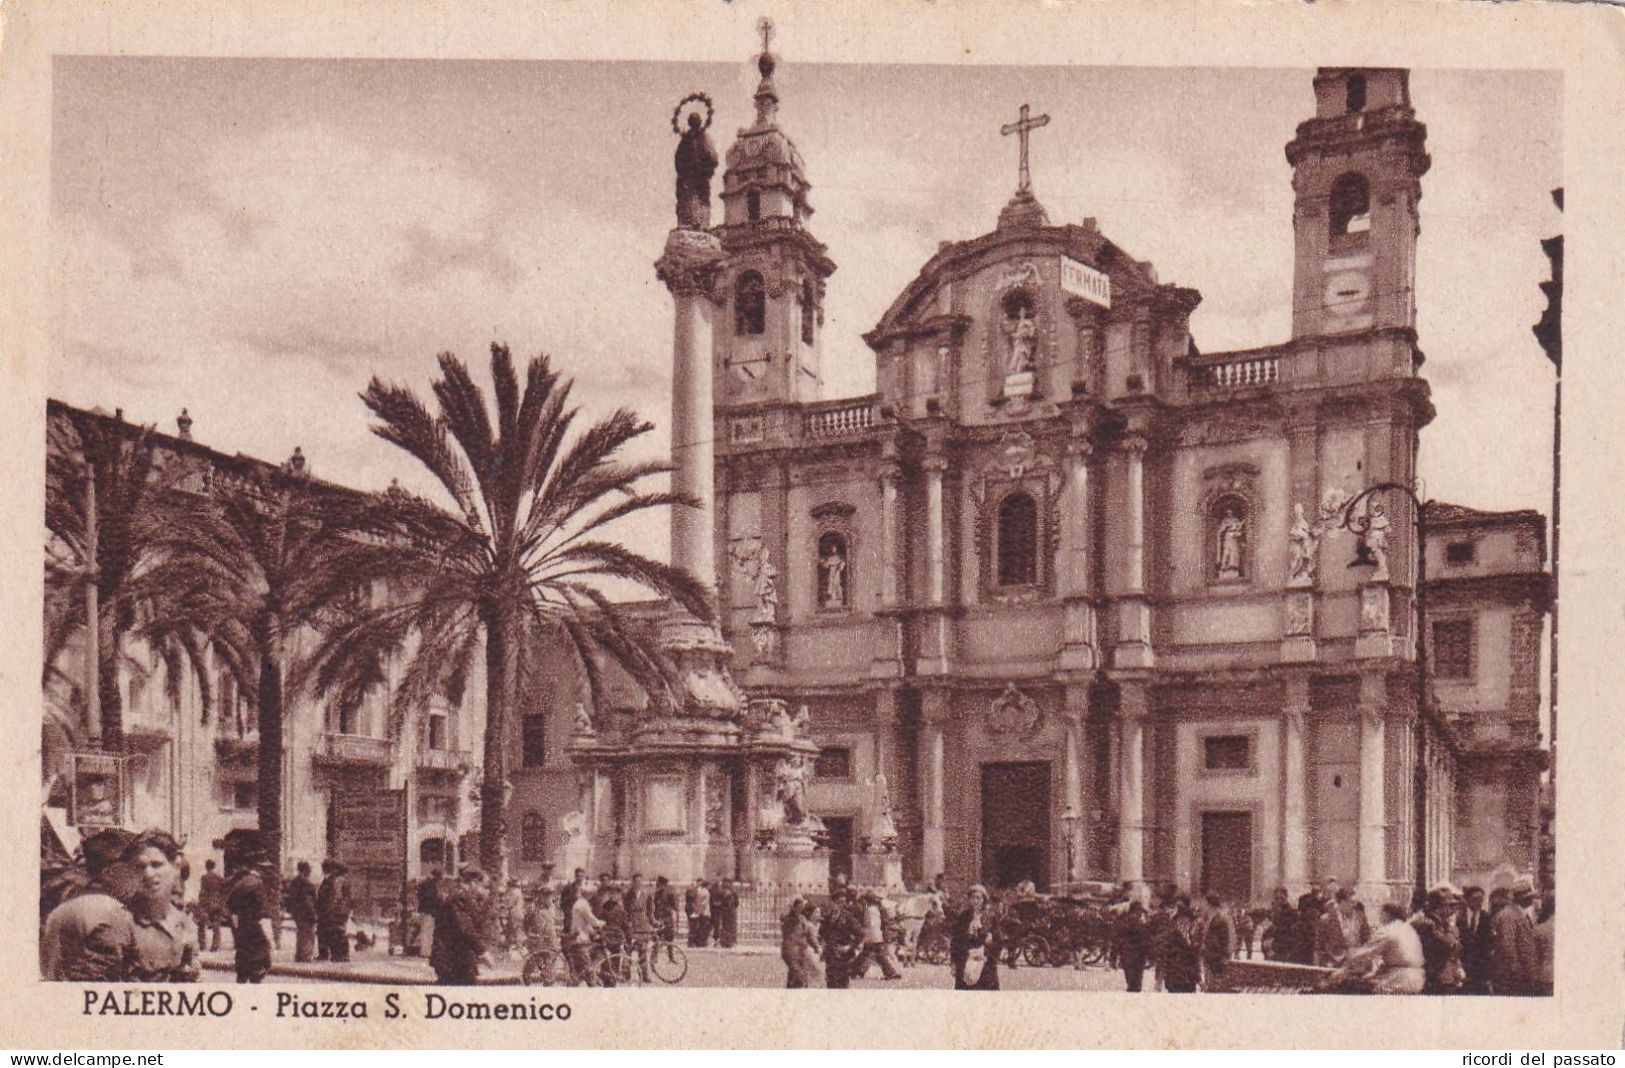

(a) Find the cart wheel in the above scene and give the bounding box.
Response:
[1018,935,1050,967]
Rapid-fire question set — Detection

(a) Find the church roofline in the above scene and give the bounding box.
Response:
[865,221,1166,348]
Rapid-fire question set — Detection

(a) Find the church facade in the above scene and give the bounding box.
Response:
[693,62,1546,903]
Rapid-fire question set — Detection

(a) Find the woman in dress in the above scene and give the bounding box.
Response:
[122,831,200,982]
[780,898,811,988]
[949,884,1001,990]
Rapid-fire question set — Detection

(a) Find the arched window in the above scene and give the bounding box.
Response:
[735,271,766,336]
[1329,173,1371,237]
[800,278,817,345]
[746,190,761,221]
[816,530,849,608]
[521,812,546,863]
[1345,73,1367,113]
[997,491,1039,587]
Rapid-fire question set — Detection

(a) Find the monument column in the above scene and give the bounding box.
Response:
[1060,421,1097,672]
[658,236,725,589]
[925,455,947,604]
[1114,432,1154,669]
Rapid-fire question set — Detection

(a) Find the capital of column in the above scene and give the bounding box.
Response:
[1065,428,1094,461]
[655,228,725,297]
[1118,432,1149,456]
[922,454,950,475]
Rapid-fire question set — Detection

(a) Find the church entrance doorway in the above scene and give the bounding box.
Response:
[980,762,1051,891]
[1199,810,1253,905]
[824,816,855,885]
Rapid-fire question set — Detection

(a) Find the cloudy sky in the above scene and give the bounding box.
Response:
[51,58,1560,559]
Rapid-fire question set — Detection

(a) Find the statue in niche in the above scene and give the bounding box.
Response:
[869,771,899,845]
[792,704,811,738]
[1215,505,1247,580]
[1364,502,1392,580]
[818,536,848,607]
[1288,503,1319,585]
[1001,294,1039,376]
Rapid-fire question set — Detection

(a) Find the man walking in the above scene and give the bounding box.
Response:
[623,873,656,983]
[197,858,227,952]
[1200,893,1236,990]
[1492,882,1539,995]
[713,877,740,949]
[283,861,319,963]
[224,838,273,983]
[855,890,902,980]
[1458,885,1495,994]
[415,868,442,959]
[429,869,486,985]
[316,859,353,963]
[1115,900,1152,992]
[652,875,679,944]
[560,868,587,939]
[686,878,711,947]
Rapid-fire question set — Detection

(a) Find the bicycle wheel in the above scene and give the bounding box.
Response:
[599,950,633,987]
[1018,935,1050,967]
[522,949,564,986]
[650,940,688,984]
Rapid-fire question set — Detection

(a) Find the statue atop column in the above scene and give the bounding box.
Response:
[672,94,718,229]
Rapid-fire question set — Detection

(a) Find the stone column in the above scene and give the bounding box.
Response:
[1062,686,1090,884]
[655,229,725,592]
[920,691,948,881]
[879,461,901,608]
[1117,684,1148,884]
[1282,674,1311,893]
[924,455,947,604]
[1357,674,1388,900]
[1060,426,1097,672]
[1114,433,1154,669]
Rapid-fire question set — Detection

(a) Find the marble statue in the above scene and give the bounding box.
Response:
[819,541,847,607]
[1216,507,1246,580]
[869,771,899,844]
[792,703,811,738]
[1365,502,1392,580]
[1004,303,1038,375]
[1288,502,1319,585]
[775,755,823,830]
[572,701,595,735]
[753,560,780,623]
[559,808,588,844]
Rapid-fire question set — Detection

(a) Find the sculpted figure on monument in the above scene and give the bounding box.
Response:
[1364,501,1392,580]
[818,539,847,607]
[753,560,780,623]
[1288,502,1319,585]
[1002,297,1039,376]
[672,95,718,229]
[1215,506,1246,580]
[775,755,821,829]
[572,701,595,735]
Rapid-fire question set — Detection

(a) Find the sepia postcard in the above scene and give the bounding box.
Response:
[2,0,1623,1050]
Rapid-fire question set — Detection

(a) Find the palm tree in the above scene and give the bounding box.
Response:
[45,405,164,750]
[131,459,392,873]
[303,344,710,877]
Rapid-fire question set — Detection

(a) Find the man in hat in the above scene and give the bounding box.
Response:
[1493,880,1539,995]
[415,867,442,959]
[197,858,227,952]
[712,876,740,950]
[1458,885,1495,994]
[316,859,353,963]
[224,839,273,983]
[40,828,138,981]
[819,887,865,988]
[652,875,679,944]
[430,868,487,985]
[284,861,319,963]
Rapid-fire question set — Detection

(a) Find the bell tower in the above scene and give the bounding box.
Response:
[1286,68,1430,341]
[715,25,836,409]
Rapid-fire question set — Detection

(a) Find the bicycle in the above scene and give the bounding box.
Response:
[647,936,688,984]
[521,944,569,986]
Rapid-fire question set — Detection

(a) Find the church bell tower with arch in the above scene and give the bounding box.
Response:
[713,30,837,409]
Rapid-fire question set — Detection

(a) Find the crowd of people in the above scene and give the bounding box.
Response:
[41,825,373,984]
[1108,878,1554,996]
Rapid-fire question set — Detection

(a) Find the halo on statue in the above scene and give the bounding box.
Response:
[671,92,715,136]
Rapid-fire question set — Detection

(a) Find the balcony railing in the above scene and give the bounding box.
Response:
[1192,354,1279,390]
[314,732,392,767]
[804,399,876,439]
[415,748,472,773]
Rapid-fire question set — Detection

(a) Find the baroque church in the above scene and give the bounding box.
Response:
[605,54,1550,903]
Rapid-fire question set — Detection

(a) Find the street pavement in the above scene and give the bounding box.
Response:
[200,943,1132,990]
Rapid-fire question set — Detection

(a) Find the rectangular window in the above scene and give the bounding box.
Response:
[1445,540,1477,566]
[521,714,547,768]
[427,711,448,751]
[1433,619,1474,680]
[1203,735,1252,772]
[221,780,256,810]
[814,747,852,780]
[417,794,454,824]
